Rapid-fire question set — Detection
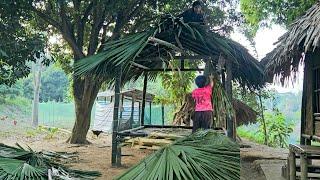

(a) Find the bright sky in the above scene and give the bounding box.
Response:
[231,25,303,93]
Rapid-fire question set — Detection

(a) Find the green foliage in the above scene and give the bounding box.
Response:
[0,1,48,85]
[117,130,240,180]
[154,71,195,106]
[0,85,21,103]
[264,111,294,148]
[18,65,69,102]
[237,126,265,144]
[40,66,69,102]
[240,0,318,35]
[0,143,101,179]
[238,111,294,148]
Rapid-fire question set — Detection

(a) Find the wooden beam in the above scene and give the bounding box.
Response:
[146,68,204,72]
[131,62,150,70]
[135,55,214,62]
[143,124,192,129]
[148,37,186,53]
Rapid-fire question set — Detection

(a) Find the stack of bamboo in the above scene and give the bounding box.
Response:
[123,132,183,150]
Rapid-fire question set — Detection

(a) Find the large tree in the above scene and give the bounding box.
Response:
[7,0,240,144]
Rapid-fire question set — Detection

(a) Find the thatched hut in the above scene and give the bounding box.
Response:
[76,15,265,166]
[261,2,320,145]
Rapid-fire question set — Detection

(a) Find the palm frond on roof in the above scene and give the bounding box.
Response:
[262,2,320,84]
[233,99,257,126]
[75,15,265,89]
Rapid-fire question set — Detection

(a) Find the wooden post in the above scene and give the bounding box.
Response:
[141,73,148,126]
[138,102,141,126]
[130,96,135,129]
[111,66,121,166]
[162,104,165,126]
[180,58,185,70]
[300,56,308,145]
[286,158,290,180]
[301,54,313,145]
[120,95,124,119]
[149,102,152,124]
[289,151,296,180]
[300,154,308,180]
[225,59,235,139]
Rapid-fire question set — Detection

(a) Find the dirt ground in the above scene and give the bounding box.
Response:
[0,129,279,180]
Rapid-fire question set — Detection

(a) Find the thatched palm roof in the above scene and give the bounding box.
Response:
[75,15,265,89]
[233,99,257,126]
[261,2,320,83]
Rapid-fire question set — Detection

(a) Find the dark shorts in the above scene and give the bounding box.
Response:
[192,111,213,132]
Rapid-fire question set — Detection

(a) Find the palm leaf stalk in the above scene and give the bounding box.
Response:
[212,79,235,126]
[116,130,240,180]
[0,143,101,179]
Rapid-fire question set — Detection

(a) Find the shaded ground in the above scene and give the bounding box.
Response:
[240,139,288,180]
[0,127,287,180]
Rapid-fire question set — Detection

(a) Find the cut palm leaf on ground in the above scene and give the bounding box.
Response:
[116,130,240,180]
[0,143,101,179]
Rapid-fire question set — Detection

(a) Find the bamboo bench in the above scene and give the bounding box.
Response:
[287,144,320,180]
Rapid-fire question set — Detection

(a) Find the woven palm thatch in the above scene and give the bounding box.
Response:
[261,2,320,83]
[233,99,257,126]
[75,15,265,90]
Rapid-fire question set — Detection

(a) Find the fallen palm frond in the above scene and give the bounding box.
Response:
[116,130,240,180]
[0,143,101,179]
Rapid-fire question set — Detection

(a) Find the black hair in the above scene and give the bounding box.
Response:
[195,75,207,88]
[192,1,202,8]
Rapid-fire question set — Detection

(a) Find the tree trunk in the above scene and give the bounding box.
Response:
[68,76,101,144]
[32,58,42,127]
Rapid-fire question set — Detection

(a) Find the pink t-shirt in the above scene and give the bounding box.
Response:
[192,85,213,112]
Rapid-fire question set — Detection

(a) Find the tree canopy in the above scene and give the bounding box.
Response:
[240,0,318,35]
[0,1,48,85]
